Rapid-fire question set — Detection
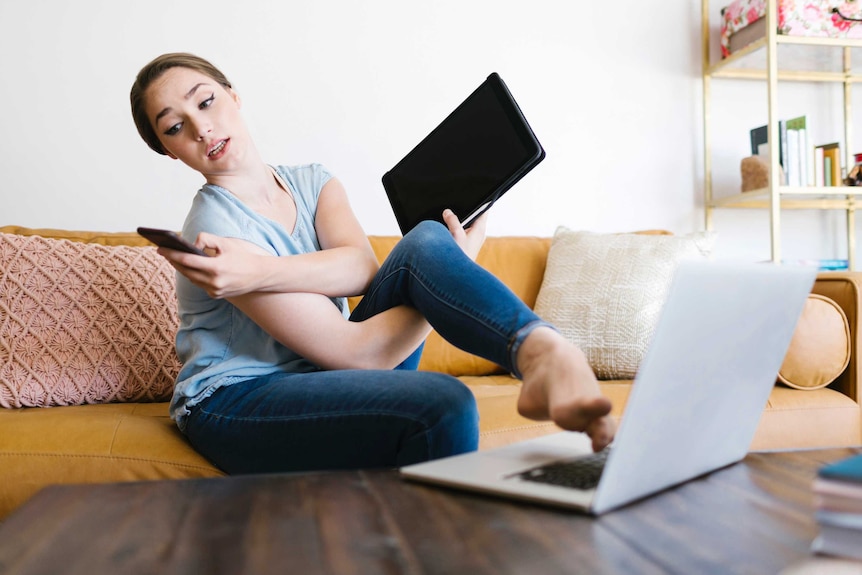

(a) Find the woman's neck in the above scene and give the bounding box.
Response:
[208,164,277,203]
[203,142,281,205]
[205,157,297,232]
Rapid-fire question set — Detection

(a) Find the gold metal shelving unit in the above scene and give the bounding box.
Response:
[702,0,862,270]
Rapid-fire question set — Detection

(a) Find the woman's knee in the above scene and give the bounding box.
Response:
[420,373,480,456]
[388,220,461,276]
[401,220,454,252]
[434,373,479,418]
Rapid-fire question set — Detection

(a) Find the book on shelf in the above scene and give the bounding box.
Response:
[787,129,801,186]
[819,259,850,271]
[814,146,825,187]
[818,143,842,187]
[750,124,770,157]
[787,259,849,271]
[749,123,784,167]
[811,452,862,559]
[785,116,809,187]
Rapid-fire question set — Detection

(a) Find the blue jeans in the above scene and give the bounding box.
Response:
[185,221,549,473]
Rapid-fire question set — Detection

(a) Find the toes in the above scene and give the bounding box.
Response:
[586,416,616,452]
[550,396,613,432]
[584,396,613,418]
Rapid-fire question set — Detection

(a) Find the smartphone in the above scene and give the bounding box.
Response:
[136,227,209,257]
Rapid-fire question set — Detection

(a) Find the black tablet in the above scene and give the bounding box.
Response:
[382,72,545,235]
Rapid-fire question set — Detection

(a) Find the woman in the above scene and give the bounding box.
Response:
[130,53,614,473]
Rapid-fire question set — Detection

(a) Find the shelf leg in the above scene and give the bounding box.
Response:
[766,0,781,264]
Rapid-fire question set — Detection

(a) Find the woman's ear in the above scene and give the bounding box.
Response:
[228,87,242,109]
[160,145,177,160]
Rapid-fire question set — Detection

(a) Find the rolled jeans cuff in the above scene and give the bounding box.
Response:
[508,320,558,380]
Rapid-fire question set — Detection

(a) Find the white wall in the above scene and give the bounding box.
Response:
[1,0,853,265]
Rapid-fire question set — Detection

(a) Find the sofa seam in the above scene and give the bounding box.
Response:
[480,423,558,436]
[0,453,222,473]
[108,416,123,455]
[765,404,861,412]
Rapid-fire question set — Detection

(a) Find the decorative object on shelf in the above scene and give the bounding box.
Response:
[741,155,785,192]
[844,153,862,186]
[721,0,862,58]
[834,5,862,22]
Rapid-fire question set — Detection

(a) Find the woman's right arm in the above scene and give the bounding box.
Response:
[228,289,431,370]
[225,209,489,369]
[162,235,426,368]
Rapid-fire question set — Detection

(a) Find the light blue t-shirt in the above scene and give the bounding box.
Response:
[170,163,345,427]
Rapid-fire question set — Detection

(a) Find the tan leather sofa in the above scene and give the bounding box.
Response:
[0,226,860,521]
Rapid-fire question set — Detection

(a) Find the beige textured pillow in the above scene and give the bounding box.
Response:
[778,294,850,390]
[534,228,715,379]
[0,233,181,408]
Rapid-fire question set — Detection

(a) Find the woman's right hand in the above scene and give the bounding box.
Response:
[158,232,270,299]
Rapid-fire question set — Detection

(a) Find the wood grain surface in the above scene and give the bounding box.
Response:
[0,448,859,575]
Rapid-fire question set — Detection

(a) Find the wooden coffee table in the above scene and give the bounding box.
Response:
[0,448,860,574]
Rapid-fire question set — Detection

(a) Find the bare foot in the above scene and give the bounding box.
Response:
[516,327,616,451]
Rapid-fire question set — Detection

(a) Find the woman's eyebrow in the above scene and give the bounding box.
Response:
[154,82,209,123]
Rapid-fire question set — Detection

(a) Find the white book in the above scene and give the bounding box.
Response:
[815,146,825,187]
[787,129,800,187]
[799,128,809,186]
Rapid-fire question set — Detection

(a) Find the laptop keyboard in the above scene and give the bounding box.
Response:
[514,447,611,490]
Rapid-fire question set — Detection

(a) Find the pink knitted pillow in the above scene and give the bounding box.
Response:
[0,233,181,408]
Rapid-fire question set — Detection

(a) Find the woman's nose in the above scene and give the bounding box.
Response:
[191,117,212,141]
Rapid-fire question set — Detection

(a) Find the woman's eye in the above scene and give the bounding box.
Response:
[164,123,182,136]
[200,94,215,109]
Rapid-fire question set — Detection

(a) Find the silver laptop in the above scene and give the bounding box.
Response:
[401,261,816,514]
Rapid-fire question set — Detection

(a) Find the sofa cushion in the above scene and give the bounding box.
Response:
[0,232,181,408]
[778,294,851,390]
[751,385,862,450]
[0,402,223,520]
[534,227,715,379]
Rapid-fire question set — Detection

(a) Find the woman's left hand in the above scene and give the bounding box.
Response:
[442,208,487,261]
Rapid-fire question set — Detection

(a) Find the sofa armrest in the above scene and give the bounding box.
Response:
[811,272,862,404]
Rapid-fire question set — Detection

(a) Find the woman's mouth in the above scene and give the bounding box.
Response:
[207,139,230,159]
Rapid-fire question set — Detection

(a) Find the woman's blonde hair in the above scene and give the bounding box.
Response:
[130,53,232,155]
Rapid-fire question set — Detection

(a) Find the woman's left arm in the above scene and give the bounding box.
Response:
[161,177,379,299]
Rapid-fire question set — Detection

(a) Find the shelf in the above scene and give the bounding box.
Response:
[708,36,862,82]
[710,187,862,210]
[702,0,861,269]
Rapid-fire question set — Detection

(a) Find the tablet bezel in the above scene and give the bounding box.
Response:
[382,72,545,235]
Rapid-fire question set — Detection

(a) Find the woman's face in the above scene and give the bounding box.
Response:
[144,66,248,177]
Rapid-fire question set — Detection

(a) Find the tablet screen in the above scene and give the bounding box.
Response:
[383,73,544,234]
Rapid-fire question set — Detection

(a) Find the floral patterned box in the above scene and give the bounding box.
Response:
[721,0,862,58]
